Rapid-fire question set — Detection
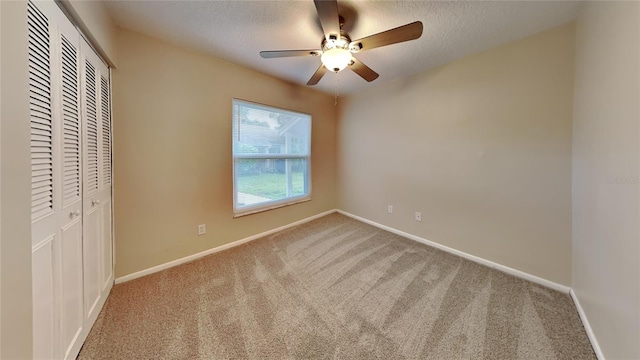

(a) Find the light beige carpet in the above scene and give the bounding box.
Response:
[78,213,595,359]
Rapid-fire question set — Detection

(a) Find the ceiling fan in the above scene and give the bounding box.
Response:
[259,0,423,86]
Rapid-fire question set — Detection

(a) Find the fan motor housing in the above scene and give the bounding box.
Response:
[321,32,351,53]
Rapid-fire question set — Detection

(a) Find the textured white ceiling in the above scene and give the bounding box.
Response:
[104,0,582,95]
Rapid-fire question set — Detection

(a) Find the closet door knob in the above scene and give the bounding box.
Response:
[92,199,100,206]
[70,210,81,218]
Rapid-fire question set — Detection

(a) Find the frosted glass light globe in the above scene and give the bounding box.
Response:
[321,48,351,72]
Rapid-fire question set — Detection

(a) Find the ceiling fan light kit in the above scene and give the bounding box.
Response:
[321,36,352,72]
[321,48,351,72]
[259,0,423,86]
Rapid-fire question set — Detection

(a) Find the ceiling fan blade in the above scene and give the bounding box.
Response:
[348,57,379,82]
[260,50,321,58]
[314,0,340,40]
[307,64,328,85]
[351,21,423,52]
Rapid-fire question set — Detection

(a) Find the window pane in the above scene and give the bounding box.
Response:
[235,158,308,208]
[233,101,311,156]
[232,100,312,215]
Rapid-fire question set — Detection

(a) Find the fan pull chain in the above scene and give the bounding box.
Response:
[334,72,340,106]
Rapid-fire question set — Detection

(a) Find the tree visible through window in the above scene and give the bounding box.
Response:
[232,99,311,215]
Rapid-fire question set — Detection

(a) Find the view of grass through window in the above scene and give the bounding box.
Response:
[237,172,305,200]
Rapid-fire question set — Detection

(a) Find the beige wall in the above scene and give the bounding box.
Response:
[338,23,576,285]
[112,29,337,278]
[1,1,34,358]
[572,2,640,359]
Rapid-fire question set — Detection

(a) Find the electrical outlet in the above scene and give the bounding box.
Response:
[197,224,206,236]
[415,212,422,222]
[388,205,393,214]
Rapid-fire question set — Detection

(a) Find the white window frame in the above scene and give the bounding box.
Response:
[232,99,312,217]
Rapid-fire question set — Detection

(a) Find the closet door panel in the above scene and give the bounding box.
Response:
[56,9,84,359]
[28,2,58,358]
[32,238,56,360]
[81,38,113,325]
[83,205,102,318]
[60,219,83,358]
[99,72,113,291]
[82,48,102,324]
[102,197,113,289]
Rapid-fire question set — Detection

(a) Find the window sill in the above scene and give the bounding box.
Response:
[233,197,311,218]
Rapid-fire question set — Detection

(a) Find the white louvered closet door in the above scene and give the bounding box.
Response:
[57,11,85,360]
[28,2,58,358]
[29,1,85,358]
[81,37,113,330]
[28,1,113,359]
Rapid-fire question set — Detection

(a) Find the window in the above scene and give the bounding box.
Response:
[232,100,311,216]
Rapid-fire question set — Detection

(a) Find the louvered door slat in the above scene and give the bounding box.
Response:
[63,177,79,186]
[30,148,52,156]
[32,179,53,189]
[63,129,79,139]
[32,189,53,200]
[32,161,53,170]
[32,178,53,189]
[63,177,79,188]
[30,112,52,123]
[61,34,81,206]
[61,72,76,86]
[62,93,78,108]
[32,136,52,144]
[28,65,51,86]
[30,97,51,112]
[30,114,52,125]
[32,190,53,202]
[63,122,79,131]
[32,158,52,166]
[63,137,79,145]
[28,52,49,71]
[27,32,49,59]
[32,201,53,215]
[27,52,49,76]
[31,128,52,137]
[27,3,48,28]
[32,198,53,210]
[30,142,52,148]
[84,60,99,194]
[30,99,52,112]
[28,1,53,220]
[31,123,52,132]
[100,76,111,187]
[61,81,77,96]
[31,184,49,193]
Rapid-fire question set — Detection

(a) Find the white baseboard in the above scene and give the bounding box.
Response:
[336,210,571,294]
[115,209,337,284]
[570,289,605,359]
[117,208,569,292]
